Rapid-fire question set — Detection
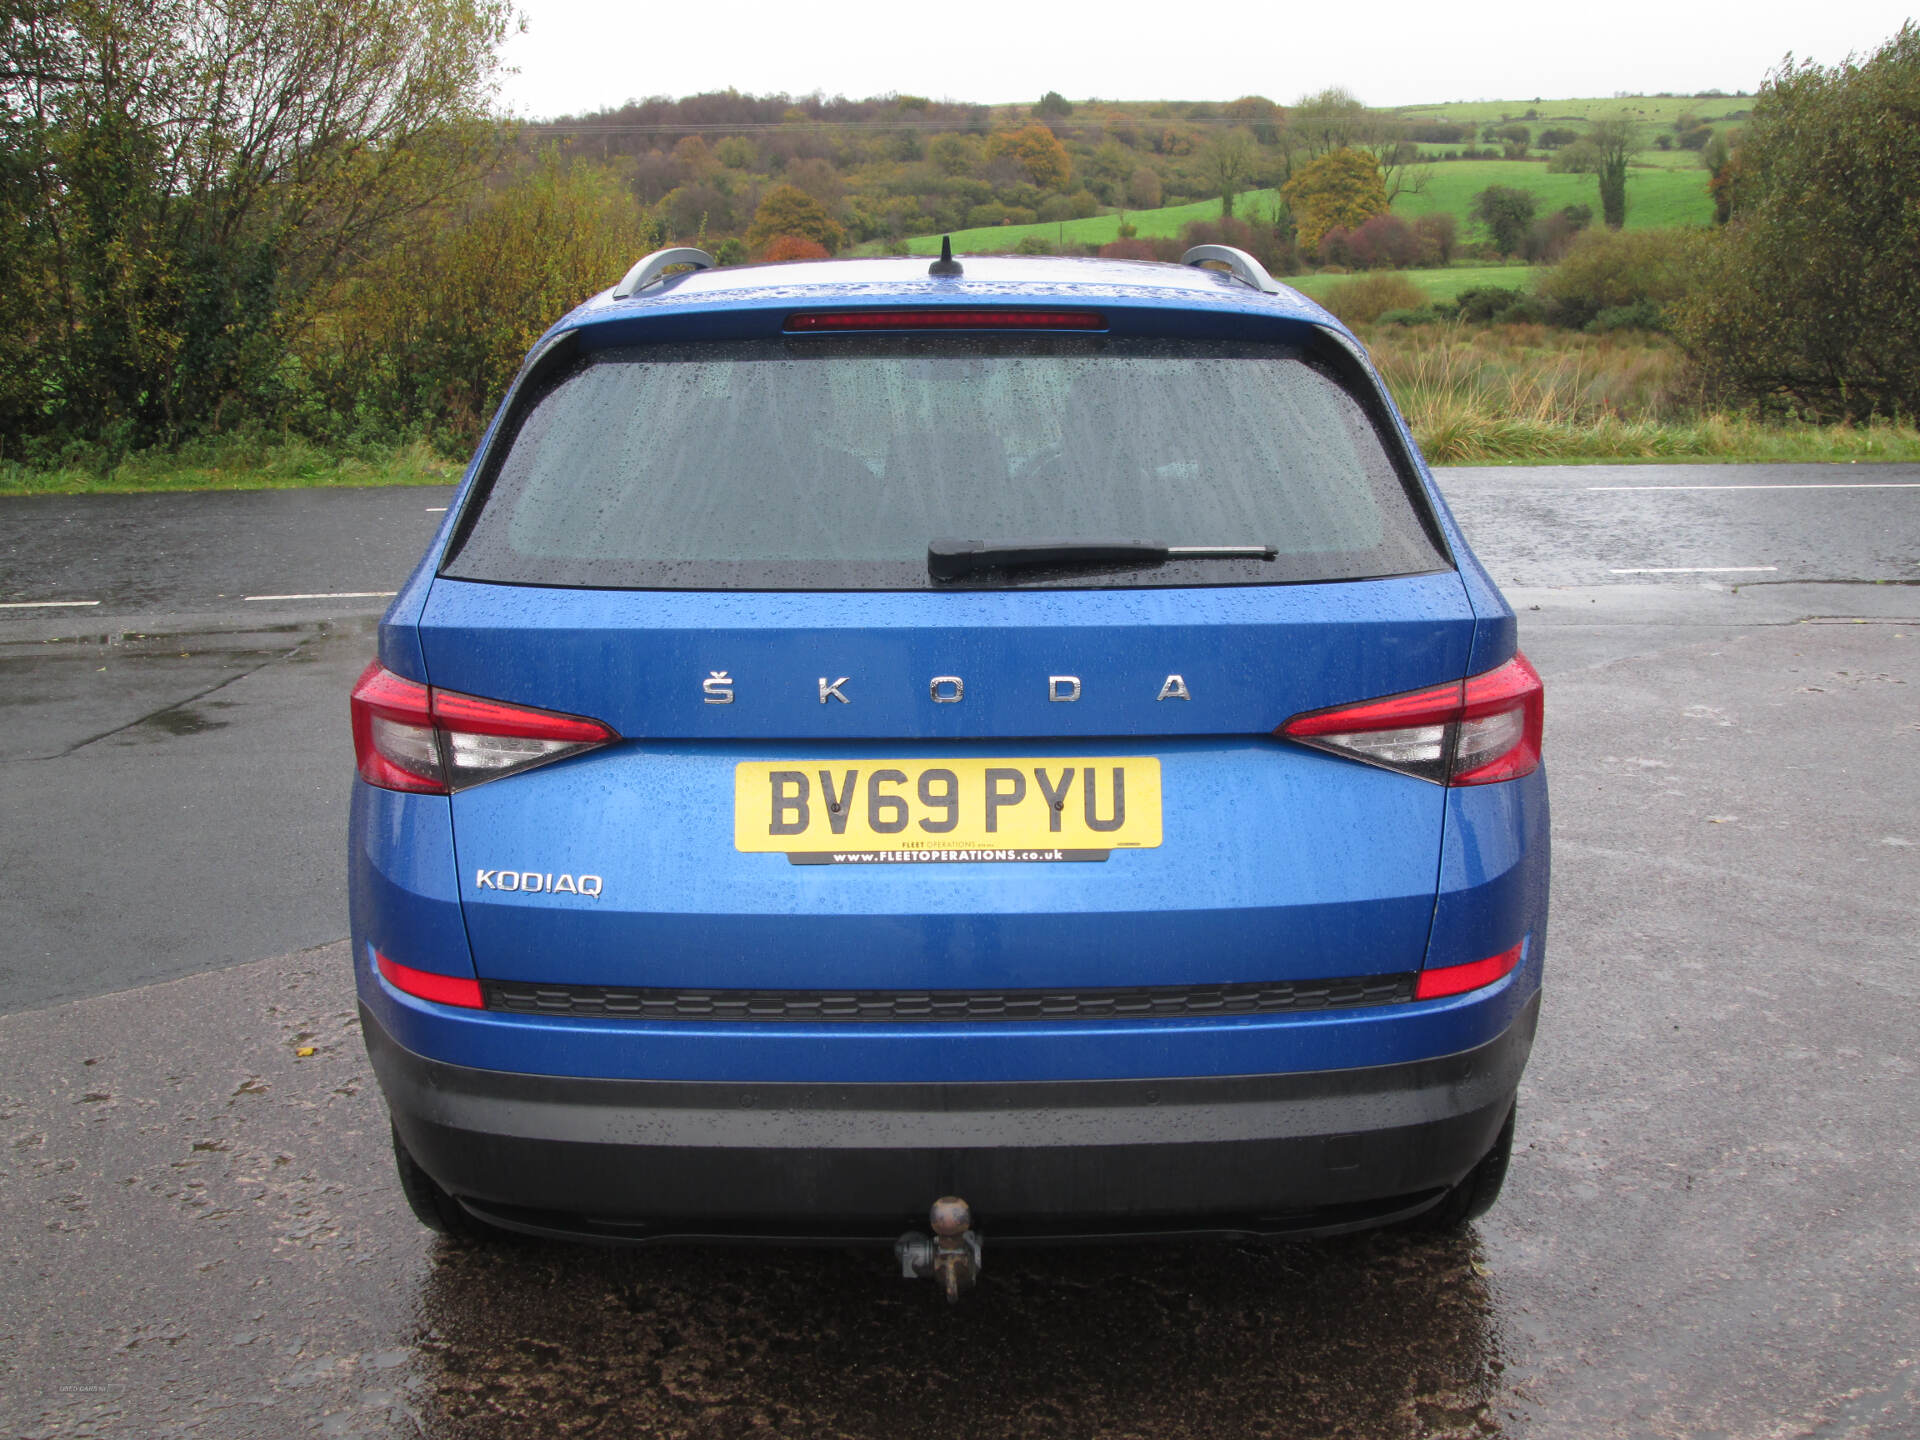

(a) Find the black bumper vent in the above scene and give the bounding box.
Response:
[481,974,1416,1022]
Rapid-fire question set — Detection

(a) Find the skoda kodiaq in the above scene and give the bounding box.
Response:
[348,244,1548,1263]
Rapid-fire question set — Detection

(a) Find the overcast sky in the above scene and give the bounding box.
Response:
[495,0,1913,120]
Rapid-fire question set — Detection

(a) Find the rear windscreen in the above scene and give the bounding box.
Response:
[441,335,1447,590]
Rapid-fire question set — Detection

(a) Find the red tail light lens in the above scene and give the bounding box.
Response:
[787,309,1104,332]
[1279,653,1543,786]
[376,950,484,1008]
[350,661,617,794]
[1416,942,1524,1000]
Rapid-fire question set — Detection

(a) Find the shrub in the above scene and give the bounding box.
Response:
[1673,23,1920,418]
[1454,287,1526,323]
[1014,236,1054,255]
[1321,213,1424,269]
[1472,185,1537,257]
[1413,213,1458,266]
[1180,216,1295,275]
[1523,205,1594,263]
[1376,306,1451,326]
[1319,272,1427,325]
[760,235,831,262]
[1588,299,1669,333]
[1534,227,1705,329]
[1538,128,1579,149]
[1099,237,1182,262]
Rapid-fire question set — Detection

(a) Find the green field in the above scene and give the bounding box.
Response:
[1387,95,1753,128]
[896,154,1710,265]
[1390,159,1713,230]
[1281,265,1543,304]
[896,190,1285,257]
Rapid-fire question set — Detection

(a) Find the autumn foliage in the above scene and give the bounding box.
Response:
[746,185,847,256]
[1279,147,1389,257]
[760,235,832,262]
[984,123,1073,190]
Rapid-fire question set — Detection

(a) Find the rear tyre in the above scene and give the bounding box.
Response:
[1412,1103,1516,1235]
[391,1124,496,1242]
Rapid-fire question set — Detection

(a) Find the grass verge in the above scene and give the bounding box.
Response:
[0,436,460,496]
[1368,323,1920,465]
[1285,264,1543,305]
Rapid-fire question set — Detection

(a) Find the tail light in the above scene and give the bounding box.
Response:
[1279,652,1543,786]
[375,950,483,1008]
[1416,942,1524,1000]
[350,661,617,794]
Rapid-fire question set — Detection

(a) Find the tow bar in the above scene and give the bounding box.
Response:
[895,1196,983,1303]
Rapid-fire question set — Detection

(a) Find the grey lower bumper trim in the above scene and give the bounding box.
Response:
[363,996,1538,1231]
[364,998,1535,1152]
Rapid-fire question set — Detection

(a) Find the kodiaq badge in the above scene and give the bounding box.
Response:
[474,870,603,898]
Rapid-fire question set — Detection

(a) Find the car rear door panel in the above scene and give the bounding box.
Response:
[421,570,1478,990]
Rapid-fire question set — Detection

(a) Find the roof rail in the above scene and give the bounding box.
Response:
[1181,244,1283,295]
[612,247,717,299]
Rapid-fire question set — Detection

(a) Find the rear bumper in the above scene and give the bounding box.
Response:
[365,990,1538,1241]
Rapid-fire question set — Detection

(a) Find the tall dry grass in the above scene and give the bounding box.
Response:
[1365,323,1920,464]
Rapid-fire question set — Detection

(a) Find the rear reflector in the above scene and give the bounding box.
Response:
[376,951,484,1009]
[351,660,618,794]
[1416,942,1524,1000]
[787,309,1104,332]
[1279,652,1543,786]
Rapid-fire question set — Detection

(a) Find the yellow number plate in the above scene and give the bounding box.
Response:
[734,758,1161,863]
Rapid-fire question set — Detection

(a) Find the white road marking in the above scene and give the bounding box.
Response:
[1588,483,1920,491]
[1610,567,1779,574]
[425,507,447,512]
[0,599,101,609]
[244,591,397,601]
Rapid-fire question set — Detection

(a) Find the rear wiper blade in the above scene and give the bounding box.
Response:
[928,539,1276,581]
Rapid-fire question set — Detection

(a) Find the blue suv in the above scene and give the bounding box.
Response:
[349,244,1547,1261]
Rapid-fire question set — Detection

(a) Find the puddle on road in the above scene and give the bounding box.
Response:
[403,1229,1504,1440]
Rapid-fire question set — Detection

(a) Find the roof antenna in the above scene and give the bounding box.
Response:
[928,235,963,278]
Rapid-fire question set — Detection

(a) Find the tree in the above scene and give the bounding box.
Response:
[1673,24,1920,419]
[1126,165,1162,209]
[1700,130,1738,224]
[1550,119,1638,229]
[0,0,510,447]
[1203,129,1258,218]
[309,156,661,449]
[984,123,1071,191]
[1280,147,1387,255]
[745,184,846,254]
[1033,90,1073,120]
[1472,185,1538,257]
[1288,88,1369,159]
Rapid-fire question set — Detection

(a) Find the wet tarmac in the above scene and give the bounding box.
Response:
[3,466,1918,1437]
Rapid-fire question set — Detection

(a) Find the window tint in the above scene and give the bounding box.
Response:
[442,336,1446,590]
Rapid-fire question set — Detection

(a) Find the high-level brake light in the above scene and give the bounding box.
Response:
[1279,653,1543,786]
[350,661,617,794]
[787,309,1104,332]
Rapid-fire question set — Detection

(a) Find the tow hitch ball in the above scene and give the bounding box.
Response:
[896,1196,983,1303]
